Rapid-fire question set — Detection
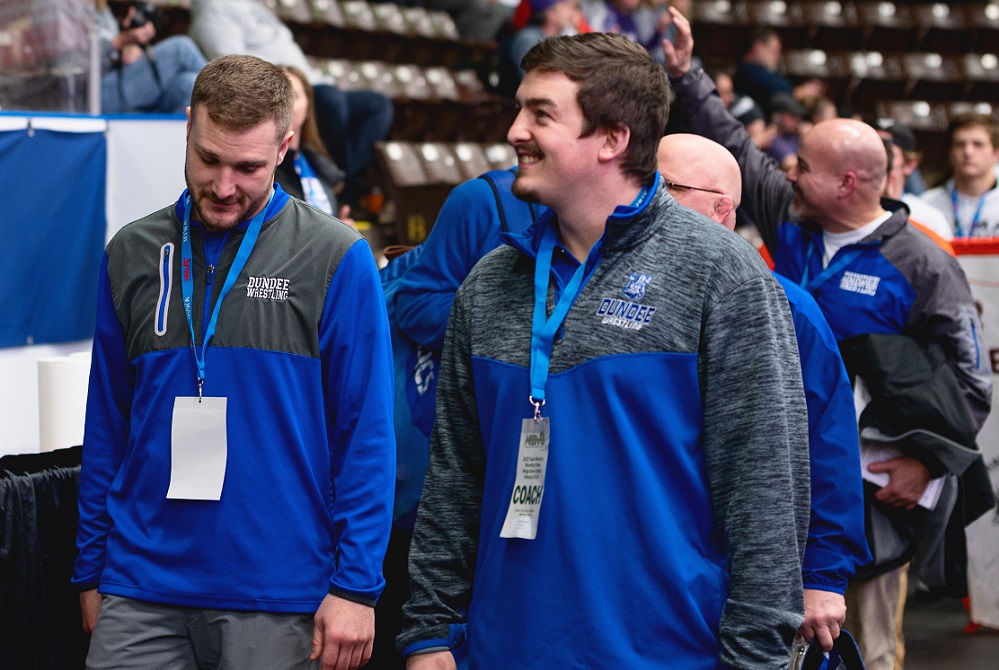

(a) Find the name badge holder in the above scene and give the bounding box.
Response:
[499,224,594,540]
[166,190,274,501]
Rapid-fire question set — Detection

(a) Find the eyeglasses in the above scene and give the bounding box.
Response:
[663,180,724,196]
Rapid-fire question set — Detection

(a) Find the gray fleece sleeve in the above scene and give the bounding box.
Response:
[396,278,484,654]
[700,274,810,669]
[670,67,795,254]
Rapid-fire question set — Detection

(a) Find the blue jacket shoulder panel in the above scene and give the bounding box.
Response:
[775,273,871,592]
[394,172,540,350]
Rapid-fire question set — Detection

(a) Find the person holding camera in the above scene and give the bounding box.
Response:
[97,0,206,113]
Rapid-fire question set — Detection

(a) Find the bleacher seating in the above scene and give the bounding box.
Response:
[374,140,518,244]
[22,0,995,240]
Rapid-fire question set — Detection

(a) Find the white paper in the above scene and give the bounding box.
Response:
[168,396,228,500]
[860,442,945,510]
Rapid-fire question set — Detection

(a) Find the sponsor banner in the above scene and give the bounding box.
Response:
[954,239,999,628]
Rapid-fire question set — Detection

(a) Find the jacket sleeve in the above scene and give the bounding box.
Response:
[908,253,992,434]
[73,254,134,590]
[395,179,503,350]
[397,277,485,656]
[319,240,396,604]
[785,281,871,594]
[669,67,794,254]
[700,273,810,668]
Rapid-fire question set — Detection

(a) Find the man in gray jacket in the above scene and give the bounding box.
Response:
[399,32,810,670]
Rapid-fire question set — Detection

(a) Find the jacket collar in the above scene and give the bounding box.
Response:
[503,172,667,260]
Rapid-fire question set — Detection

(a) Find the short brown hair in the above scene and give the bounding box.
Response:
[190,55,294,142]
[947,112,999,150]
[521,33,670,184]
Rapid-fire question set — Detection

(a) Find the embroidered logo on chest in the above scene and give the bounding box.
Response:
[596,273,657,331]
[246,276,291,301]
[839,271,880,297]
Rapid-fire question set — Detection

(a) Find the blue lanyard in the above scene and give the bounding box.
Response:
[528,224,596,418]
[799,239,863,291]
[181,190,273,398]
[951,186,986,238]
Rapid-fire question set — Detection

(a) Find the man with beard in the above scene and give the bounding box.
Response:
[73,55,395,670]
[663,10,991,669]
[398,32,810,670]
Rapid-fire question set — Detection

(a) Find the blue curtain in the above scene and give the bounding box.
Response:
[0,126,106,348]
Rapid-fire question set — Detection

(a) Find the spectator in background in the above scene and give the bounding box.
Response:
[733,26,823,116]
[802,95,838,125]
[507,0,581,76]
[876,126,953,242]
[713,69,774,150]
[430,0,514,41]
[581,0,672,59]
[923,112,999,237]
[96,0,206,113]
[767,92,805,172]
[275,65,350,222]
[189,0,393,205]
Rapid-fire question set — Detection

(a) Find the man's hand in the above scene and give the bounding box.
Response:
[80,589,101,633]
[661,7,694,79]
[799,588,845,651]
[406,651,457,670]
[869,456,931,510]
[310,594,375,670]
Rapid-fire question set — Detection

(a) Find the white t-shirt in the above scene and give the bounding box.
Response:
[923,179,999,238]
[902,193,954,241]
[822,213,891,268]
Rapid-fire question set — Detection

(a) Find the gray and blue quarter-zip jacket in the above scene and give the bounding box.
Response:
[72,186,396,612]
[671,65,992,452]
[398,180,811,669]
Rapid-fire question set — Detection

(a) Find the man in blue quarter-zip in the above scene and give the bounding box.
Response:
[398,32,810,670]
[658,132,871,656]
[663,9,992,670]
[73,55,395,670]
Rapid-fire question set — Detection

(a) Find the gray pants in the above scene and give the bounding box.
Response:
[87,595,314,670]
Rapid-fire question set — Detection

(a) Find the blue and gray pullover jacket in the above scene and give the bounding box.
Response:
[73,186,396,612]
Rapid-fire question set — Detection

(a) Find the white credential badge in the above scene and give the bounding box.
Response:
[167,396,228,500]
[499,417,551,540]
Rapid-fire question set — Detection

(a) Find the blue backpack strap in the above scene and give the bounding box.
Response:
[478,168,539,233]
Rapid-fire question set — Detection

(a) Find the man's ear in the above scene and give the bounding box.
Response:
[839,171,857,197]
[185,106,192,139]
[713,195,735,226]
[598,122,631,163]
[276,130,294,165]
